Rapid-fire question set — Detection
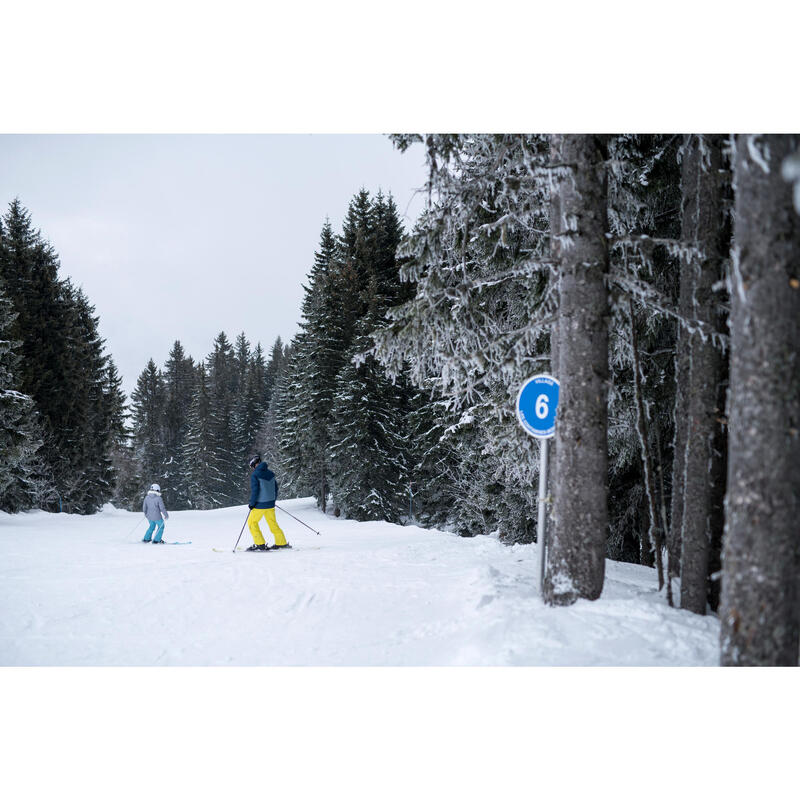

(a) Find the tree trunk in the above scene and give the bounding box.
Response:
[678,134,727,615]
[629,299,664,589]
[544,134,609,606]
[669,304,689,585]
[720,134,800,666]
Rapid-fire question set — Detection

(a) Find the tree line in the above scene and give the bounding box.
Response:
[0,199,126,514]
[118,334,289,510]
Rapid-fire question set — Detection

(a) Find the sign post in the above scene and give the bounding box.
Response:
[515,374,560,597]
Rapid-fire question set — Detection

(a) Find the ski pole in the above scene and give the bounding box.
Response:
[125,517,145,540]
[232,508,252,552]
[275,503,321,536]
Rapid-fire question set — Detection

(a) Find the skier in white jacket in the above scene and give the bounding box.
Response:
[142,484,170,543]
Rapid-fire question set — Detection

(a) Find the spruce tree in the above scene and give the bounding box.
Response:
[0,200,119,513]
[181,363,222,509]
[544,134,610,605]
[131,359,166,489]
[328,301,408,522]
[205,332,238,503]
[676,135,728,615]
[162,340,195,507]
[720,134,800,666]
[231,332,253,477]
[245,341,270,454]
[0,280,42,511]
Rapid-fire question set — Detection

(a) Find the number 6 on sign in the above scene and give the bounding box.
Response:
[516,375,560,439]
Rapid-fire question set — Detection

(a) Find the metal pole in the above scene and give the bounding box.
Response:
[275,503,321,535]
[537,438,549,597]
[232,509,252,552]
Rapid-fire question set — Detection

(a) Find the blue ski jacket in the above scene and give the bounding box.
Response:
[249,462,278,509]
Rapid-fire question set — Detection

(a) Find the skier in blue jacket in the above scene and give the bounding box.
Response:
[246,456,290,551]
[142,483,169,543]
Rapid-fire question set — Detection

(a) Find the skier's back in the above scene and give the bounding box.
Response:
[245,456,289,551]
[142,484,169,543]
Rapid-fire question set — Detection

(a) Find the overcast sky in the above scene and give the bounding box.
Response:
[0,134,428,399]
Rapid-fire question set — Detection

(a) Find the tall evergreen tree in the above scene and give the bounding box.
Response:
[231,332,253,476]
[0,279,42,511]
[131,359,166,488]
[720,134,800,666]
[0,201,119,513]
[162,340,195,506]
[328,306,407,522]
[544,134,610,606]
[181,363,222,509]
[205,331,238,503]
[675,134,729,615]
[263,337,284,407]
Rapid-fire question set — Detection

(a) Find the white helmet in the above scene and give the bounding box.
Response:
[150,483,161,492]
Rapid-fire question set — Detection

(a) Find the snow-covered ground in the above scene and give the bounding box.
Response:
[0,498,720,666]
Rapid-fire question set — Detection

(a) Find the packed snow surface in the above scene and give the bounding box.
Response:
[0,499,719,666]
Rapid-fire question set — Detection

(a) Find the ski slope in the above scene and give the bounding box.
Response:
[0,499,720,666]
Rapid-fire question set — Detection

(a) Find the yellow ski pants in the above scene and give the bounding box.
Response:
[247,507,287,546]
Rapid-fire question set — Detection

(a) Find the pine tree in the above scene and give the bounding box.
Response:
[720,134,800,666]
[162,340,195,507]
[544,134,609,606]
[328,307,407,522]
[181,363,222,509]
[263,337,284,407]
[0,200,119,513]
[244,342,270,455]
[231,332,253,477]
[205,332,238,503]
[675,134,729,615]
[277,220,358,510]
[131,359,166,489]
[0,279,42,511]
[375,136,552,547]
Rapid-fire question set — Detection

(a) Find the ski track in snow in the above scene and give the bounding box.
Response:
[0,500,720,666]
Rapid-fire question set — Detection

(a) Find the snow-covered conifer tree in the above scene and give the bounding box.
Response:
[720,134,800,666]
[675,135,728,615]
[131,358,167,489]
[0,280,42,511]
[544,134,609,606]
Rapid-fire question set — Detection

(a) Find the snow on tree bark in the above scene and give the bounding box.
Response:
[677,135,726,616]
[720,134,800,666]
[544,134,609,605]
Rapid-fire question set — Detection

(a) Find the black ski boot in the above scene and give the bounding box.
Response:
[271,543,292,550]
[245,543,269,552]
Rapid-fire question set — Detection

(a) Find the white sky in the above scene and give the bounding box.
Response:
[0,134,428,398]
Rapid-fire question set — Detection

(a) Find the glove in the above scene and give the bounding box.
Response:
[248,504,254,509]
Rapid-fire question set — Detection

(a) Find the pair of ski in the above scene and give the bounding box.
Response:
[143,540,192,545]
[212,545,294,553]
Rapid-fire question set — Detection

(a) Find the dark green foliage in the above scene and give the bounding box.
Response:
[0,278,43,510]
[124,331,280,510]
[0,200,120,514]
[161,341,195,507]
[131,359,167,485]
[275,191,412,520]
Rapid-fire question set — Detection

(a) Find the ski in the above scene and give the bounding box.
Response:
[212,545,319,553]
[150,541,192,545]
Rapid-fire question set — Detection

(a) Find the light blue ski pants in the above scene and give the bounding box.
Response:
[143,520,165,542]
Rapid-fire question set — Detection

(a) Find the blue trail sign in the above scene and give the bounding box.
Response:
[516,374,560,439]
